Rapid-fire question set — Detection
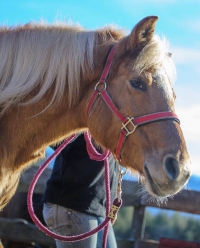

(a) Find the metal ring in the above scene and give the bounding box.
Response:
[95,81,107,92]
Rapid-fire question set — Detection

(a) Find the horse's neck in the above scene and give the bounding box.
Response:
[0,41,112,210]
[0,42,112,172]
[1,97,88,168]
[0,95,89,210]
[2,40,113,165]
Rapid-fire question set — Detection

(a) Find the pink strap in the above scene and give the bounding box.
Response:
[115,112,180,161]
[86,46,116,117]
[116,129,127,159]
[86,90,98,117]
[133,112,180,125]
[99,46,116,83]
[100,90,127,122]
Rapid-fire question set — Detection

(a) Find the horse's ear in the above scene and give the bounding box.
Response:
[128,16,158,52]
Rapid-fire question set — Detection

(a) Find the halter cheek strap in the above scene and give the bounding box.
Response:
[87,45,180,162]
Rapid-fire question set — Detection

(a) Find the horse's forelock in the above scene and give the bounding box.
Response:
[133,35,176,85]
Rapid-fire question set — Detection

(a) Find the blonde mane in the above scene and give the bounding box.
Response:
[0,22,123,115]
[0,22,175,116]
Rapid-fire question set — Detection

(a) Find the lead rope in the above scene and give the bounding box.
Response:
[84,132,126,247]
[27,131,124,248]
[84,131,111,247]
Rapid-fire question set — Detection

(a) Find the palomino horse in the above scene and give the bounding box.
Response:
[0,16,190,211]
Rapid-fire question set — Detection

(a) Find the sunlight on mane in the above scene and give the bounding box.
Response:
[0,22,124,116]
[134,35,176,85]
[0,22,95,115]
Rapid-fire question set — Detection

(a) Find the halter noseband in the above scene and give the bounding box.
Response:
[86,46,180,162]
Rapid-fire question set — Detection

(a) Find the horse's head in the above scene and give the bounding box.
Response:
[88,16,191,199]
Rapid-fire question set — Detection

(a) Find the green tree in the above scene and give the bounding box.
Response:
[144,209,200,242]
[113,206,134,239]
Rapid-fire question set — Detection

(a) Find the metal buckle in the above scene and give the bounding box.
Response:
[108,205,120,220]
[121,117,137,136]
[95,81,107,92]
[117,165,126,202]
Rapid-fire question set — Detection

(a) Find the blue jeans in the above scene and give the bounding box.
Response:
[43,203,117,248]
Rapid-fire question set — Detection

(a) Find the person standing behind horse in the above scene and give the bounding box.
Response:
[42,133,118,248]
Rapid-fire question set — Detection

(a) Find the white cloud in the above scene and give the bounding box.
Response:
[189,155,200,176]
[177,105,200,142]
[172,43,200,107]
[171,47,200,66]
[176,105,200,175]
[172,45,200,175]
[184,19,200,32]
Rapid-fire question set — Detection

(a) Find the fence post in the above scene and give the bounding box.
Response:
[130,205,146,245]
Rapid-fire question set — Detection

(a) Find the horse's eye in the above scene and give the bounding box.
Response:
[130,80,146,91]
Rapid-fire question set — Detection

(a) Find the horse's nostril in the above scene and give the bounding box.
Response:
[164,157,179,180]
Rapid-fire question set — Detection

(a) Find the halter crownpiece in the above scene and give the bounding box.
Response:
[87,45,180,161]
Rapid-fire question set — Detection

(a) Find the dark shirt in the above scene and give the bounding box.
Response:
[43,134,119,218]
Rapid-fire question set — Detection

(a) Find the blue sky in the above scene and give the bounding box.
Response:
[1,0,200,174]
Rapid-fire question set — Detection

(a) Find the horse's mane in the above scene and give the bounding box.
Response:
[0,22,175,116]
[0,22,124,115]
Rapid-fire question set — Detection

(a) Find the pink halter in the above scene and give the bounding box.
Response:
[86,45,180,162]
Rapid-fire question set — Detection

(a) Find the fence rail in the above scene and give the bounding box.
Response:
[0,167,199,248]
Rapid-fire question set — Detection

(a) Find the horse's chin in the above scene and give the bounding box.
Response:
[143,165,187,198]
[144,166,169,197]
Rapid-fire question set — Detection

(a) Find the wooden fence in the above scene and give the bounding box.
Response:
[0,166,200,248]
